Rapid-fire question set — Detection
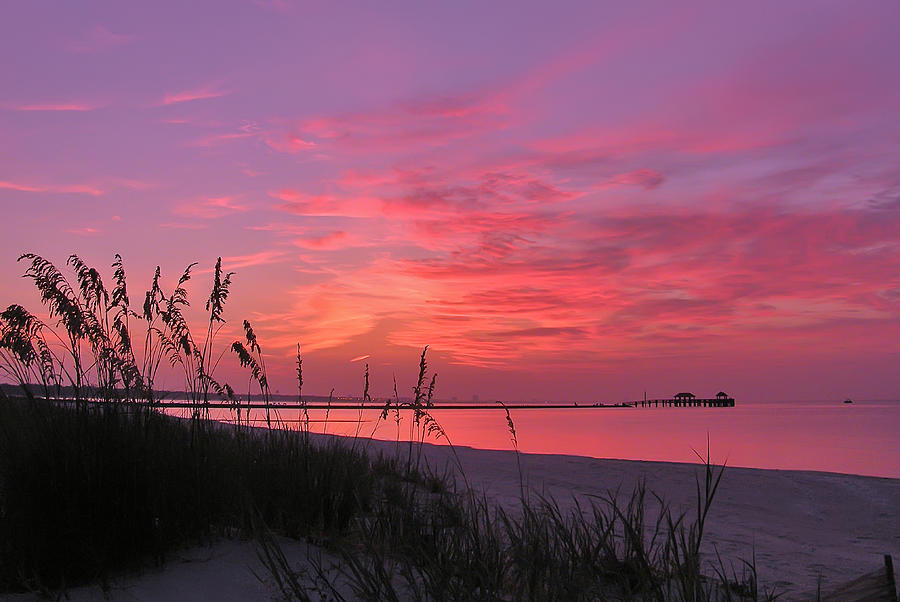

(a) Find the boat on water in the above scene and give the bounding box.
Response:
[843,398,853,404]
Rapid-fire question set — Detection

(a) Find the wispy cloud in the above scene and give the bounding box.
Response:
[220,250,286,270]
[240,166,267,178]
[173,196,249,219]
[255,197,900,369]
[65,227,101,236]
[272,189,380,218]
[192,250,287,276]
[264,131,316,153]
[266,92,508,156]
[248,222,366,251]
[291,231,351,250]
[601,169,665,190]
[0,180,103,195]
[102,177,155,191]
[160,84,231,106]
[187,131,256,148]
[186,121,262,148]
[9,102,103,112]
[160,222,209,230]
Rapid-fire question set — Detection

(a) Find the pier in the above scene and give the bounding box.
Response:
[122,392,734,411]
[632,391,734,408]
[635,396,735,408]
[24,389,735,411]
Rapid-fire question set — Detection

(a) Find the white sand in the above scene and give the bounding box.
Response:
[8,435,898,600]
[402,440,899,596]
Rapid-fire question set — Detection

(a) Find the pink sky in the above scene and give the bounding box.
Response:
[2,1,899,402]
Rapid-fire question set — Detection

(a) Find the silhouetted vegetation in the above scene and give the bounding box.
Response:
[0,398,380,593]
[259,414,773,601]
[0,253,774,599]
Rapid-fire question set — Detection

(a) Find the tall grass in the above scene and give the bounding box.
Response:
[1,252,775,599]
[232,319,271,428]
[0,398,379,593]
[0,304,58,400]
[259,415,775,601]
[3,253,238,416]
[0,252,370,593]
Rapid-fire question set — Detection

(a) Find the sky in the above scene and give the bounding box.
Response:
[1,0,899,402]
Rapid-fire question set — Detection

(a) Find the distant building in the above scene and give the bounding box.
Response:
[674,392,695,400]
[716,391,729,400]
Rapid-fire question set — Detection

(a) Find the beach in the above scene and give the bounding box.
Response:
[26,434,898,601]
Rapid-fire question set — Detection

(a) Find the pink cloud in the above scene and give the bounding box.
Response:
[330,202,898,365]
[259,18,647,165]
[103,177,155,191]
[0,180,103,195]
[603,169,665,190]
[219,250,286,270]
[10,102,103,112]
[3,0,899,401]
[160,222,209,230]
[264,132,316,153]
[173,196,249,219]
[338,168,413,189]
[187,131,256,148]
[240,166,267,178]
[267,93,508,156]
[272,189,380,218]
[185,121,262,148]
[160,85,231,106]
[334,167,576,221]
[65,227,100,236]
[292,231,350,250]
[246,223,358,250]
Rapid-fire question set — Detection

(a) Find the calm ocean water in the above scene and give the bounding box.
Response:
[194,399,900,478]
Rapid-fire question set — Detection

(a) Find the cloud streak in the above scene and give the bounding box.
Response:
[173,196,249,219]
[9,102,103,112]
[0,180,103,195]
[160,85,231,106]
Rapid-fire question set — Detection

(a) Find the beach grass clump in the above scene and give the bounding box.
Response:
[2,253,244,419]
[1,252,774,599]
[258,449,771,600]
[0,396,381,593]
[260,403,774,601]
[271,477,772,601]
[0,252,391,592]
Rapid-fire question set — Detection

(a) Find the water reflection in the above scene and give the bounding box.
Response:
[172,400,900,478]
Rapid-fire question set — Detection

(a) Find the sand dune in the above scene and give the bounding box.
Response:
[410,442,899,596]
[12,435,898,600]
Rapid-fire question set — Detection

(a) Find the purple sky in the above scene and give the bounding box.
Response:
[2,1,900,402]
